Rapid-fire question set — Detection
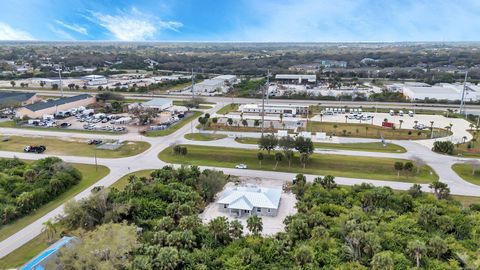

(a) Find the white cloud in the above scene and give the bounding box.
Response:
[0,22,34,40]
[48,25,75,41]
[55,20,88,35]
[90,8,183,41]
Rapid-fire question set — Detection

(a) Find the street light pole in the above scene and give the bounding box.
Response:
[58,68,64,97]
[94,147,98,172]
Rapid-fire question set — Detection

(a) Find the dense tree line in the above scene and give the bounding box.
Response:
[51,165,480,269]
[0,157,81,225]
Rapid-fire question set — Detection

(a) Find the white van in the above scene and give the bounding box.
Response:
[399,110,404,116]
[408,111,414,117]
[389,110,394,116]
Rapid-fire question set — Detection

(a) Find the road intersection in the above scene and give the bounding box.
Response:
[0,102,479,259]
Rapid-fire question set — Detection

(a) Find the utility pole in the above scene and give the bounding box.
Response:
[460,71,468,117]
[94,147,98,172]
[191,68,195,133]
[266,69,270,104]
[58,68,64,97]
[261,78,266,137]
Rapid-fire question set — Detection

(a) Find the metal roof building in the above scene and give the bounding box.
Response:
[16,94,95,119]
[142,98,173,110]
[275,74,317,84]
[0,92,39,106]
[217,186,281,217]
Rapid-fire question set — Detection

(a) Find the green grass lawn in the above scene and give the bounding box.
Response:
[306,121,450,140]
[216,103,239,115]
[145,111,202,137]
[111,169,155,190]
[0,136,150,158]
[0,120,123,135]
[184,133,228,141]
[452,163,480,185]
[234,137,406,153]
[159,145,437,183]
[0,164,109,242]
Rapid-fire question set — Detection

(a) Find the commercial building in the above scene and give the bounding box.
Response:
[16,94,95,118]
[240,103,309,116]
[141,98,173,111]
[193,75,237,94]
[217,186,281,217]
[275,74,317,84]
[0,92,39,106]
[400,83,480,102]
[82,75,108,86]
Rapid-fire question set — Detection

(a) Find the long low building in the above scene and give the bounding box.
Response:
[16,94,95,118]
[402,83,480,102]
[275,74,317,84]
[0,92,39,107]
[240,103,309,116]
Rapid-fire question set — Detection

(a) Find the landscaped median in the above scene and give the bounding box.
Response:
[184,133,228,141]
[144,111,203,137]
[235,137,406,153]
[0,135,150,158]
[158,145,437,183]
[452,163,480,185]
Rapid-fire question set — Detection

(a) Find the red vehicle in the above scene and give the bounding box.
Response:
[382,121,394,128]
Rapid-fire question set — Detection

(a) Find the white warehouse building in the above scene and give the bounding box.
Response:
[240,103,309,116]
[193,75,237,94]
[402,83,480,102]
[82,75,108,86]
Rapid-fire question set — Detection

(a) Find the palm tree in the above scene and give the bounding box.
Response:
[345,115,348,123]
[399,119,403,129]
[42,219,57,242]
[229,220,243,239]
[274,152,283,170]
[333,124,338,135]
[208,217,230,244]
[319,113,323,123]
[372,251,394,270]
[365,126,369,137]
[407,240,426,268]
[430,121,435,138]
[257,152,264,167]
[279,113,283,123]
[247,215,263,235]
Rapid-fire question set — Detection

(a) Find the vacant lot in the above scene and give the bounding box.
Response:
[159,145,437,183]
[0,163,109,242]
[306,121,449,140]
[184,133,228,141]
[216,103,239,115]
[0,136,150,158]
[234,137,406,153]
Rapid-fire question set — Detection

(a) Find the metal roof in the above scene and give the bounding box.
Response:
[24,94,92,112]
[142,98,172,107]
[0,92,35,104]
[218,186,281,210]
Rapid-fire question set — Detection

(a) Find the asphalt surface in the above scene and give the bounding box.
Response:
[0,101,479,259]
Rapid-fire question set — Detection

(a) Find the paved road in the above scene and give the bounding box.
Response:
[0,101,479,259]
[3,88,480,112]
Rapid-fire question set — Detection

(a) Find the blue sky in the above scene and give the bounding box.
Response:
[0,0,479,42]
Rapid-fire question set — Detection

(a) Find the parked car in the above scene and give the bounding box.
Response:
[24,145,46,153]
[59,122,71,128]
[235,164,248,169]
[88,139,103,145]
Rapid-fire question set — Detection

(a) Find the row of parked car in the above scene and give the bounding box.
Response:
[83,124,126,132]
[149,115,182,131]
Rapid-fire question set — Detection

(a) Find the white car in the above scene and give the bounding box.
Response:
[235,164,247,169]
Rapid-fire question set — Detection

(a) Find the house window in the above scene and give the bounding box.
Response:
[267,208,271,213]
[257,208,261,212]
[223,204,227,208]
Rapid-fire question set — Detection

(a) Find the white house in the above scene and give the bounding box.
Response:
[217,186,281,217]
